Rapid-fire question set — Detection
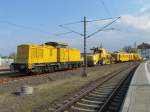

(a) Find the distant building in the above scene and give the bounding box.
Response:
[137,42,150,59]
[0,57,1,66]
[0,57,14,66]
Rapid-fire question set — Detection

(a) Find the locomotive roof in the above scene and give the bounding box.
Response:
[45,41,68,47]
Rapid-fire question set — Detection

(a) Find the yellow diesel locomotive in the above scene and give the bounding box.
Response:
[11,42,81,73]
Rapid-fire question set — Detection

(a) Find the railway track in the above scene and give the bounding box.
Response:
[0,73,50,84]
[0,68,10,71]
[0,64,114,84]
[0,63,135,85]
[0,67,79,84]
[0,65,85,84]
[47,64,137,112]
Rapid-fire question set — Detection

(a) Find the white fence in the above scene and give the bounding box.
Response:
[0,57,14,66]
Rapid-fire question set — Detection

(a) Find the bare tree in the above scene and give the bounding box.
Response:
[122,46,132,53]
[130,48,137,53]
[122,46,137,53]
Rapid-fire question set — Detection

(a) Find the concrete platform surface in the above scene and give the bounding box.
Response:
[0,66,10,70]
[121,61,150,112]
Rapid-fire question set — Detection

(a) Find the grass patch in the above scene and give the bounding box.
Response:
[0,63,130,112]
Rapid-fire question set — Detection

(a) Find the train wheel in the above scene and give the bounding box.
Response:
[48,67,54,73]
[44,67,49,73]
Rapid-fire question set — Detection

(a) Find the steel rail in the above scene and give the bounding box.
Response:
[98,66,137,112]
[54,65,136,112]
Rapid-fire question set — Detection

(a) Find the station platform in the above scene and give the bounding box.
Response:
[121,61,150,112]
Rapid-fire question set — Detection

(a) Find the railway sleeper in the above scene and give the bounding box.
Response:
[96,87,115,91]
[93,89,113,93]
[85,96,106,101]
[100,85,119,88]
[118,87,126,91]
[101,82,118,85]
[99,85,117,88]
[114,95,123,100]
[109,102,120,107]
[96,86,114,90]
[116,93,126,98]
[91,91,111,95]
[89,91,109,97]
[88,94,107,99]
[99,84,116,88]
[108,106,119,111]
[112,98,121,102]
[75,102,99,108]
[70,106,96,112]
[81,99,104,105]
[89,93,108,97]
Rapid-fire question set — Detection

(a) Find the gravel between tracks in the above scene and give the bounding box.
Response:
[0,63,133,112]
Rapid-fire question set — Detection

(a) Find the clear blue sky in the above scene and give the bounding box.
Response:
[0,0,150,55]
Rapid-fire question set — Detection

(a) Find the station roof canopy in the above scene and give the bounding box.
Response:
[137,42,150,49]
[45,41,68,47]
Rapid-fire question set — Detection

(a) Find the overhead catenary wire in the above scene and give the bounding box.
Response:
[113,18,135,33]
[86,16,119,23]
[87,17,120,38]
[59,21,82,26]
[55,31,73,36]
[58,16,120,37]
[100,28,115,32]
[60,17,119,25]
[55,28,116,36]
[0,20,53,35]
[59,25,84,36]
[99,0,112,17]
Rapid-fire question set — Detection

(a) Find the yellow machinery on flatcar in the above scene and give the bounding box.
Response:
[133,53,142,61]
[112,52,142,62]
[87,48,113,66]
[112,52,129,62]
[11,42,81,73]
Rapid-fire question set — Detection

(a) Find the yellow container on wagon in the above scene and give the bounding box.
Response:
[57,48,81,62]
[112,52,142,62]
[112,52,129,62]
[129,53,134,61]
[16,44,57,69]
[133,53,142,61]
[121,52,130,62]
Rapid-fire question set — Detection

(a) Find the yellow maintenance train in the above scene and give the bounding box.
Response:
[11,42,142,74]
